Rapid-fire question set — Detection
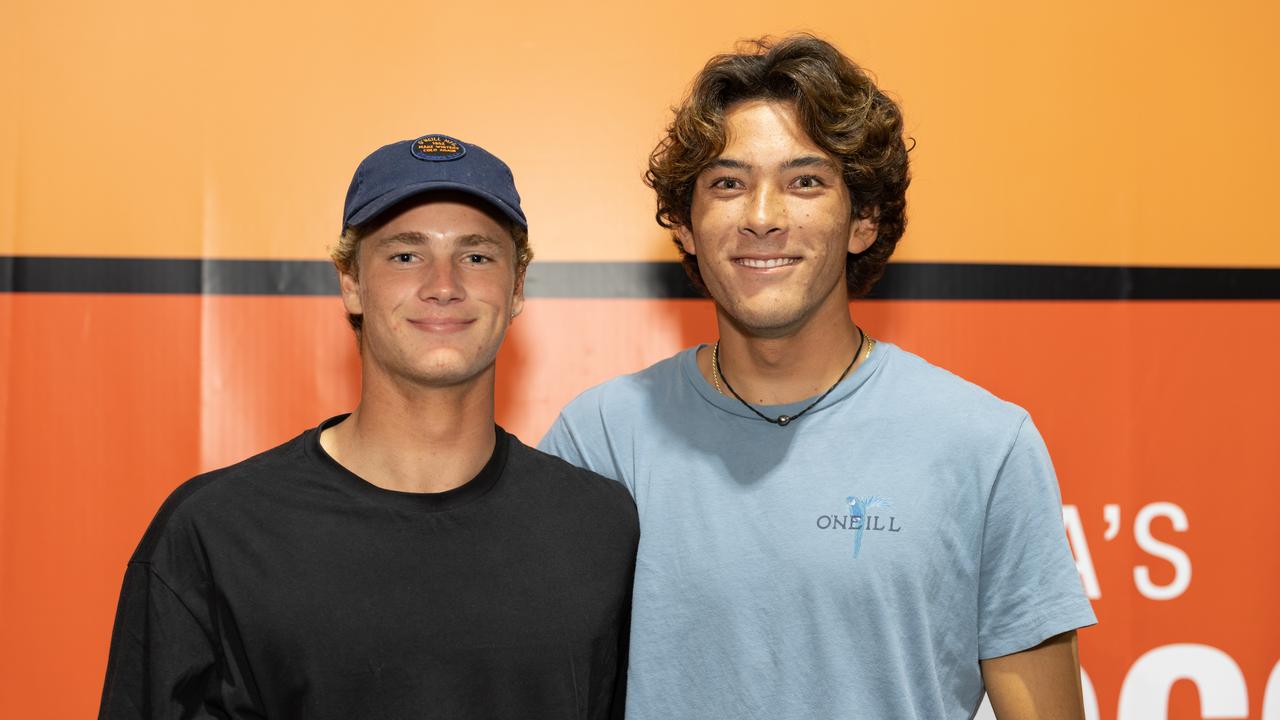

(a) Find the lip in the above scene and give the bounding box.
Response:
[732,256,802,271]
[407,318,475,333]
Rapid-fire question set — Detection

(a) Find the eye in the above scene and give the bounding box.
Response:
[792,175,824,189]
[709,177,744,190]
[463,253,492,265]
[391,252,417,263]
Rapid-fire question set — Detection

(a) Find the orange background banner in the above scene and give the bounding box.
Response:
[3,2,1279,718]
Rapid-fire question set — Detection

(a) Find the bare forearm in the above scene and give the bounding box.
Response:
[980,631,1085,719]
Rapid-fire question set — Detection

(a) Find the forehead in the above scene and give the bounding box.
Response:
[717,99,832,164]
[364,197,513,249]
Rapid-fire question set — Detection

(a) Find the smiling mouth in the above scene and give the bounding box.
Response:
[408,318,474,333]
[734,257,800,269]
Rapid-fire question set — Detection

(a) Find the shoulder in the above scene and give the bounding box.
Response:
[505,434,638,525]
[131,429,311,564]
[555,348,692,424]
[541,349,694,480]
[874,343,1030,444]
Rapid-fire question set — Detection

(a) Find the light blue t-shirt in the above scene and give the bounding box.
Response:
[540,342,1096,720]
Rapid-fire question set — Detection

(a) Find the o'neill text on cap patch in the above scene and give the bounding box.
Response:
[411,135,466,161]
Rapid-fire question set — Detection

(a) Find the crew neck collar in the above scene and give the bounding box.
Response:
[682,340,891,424]
[306,415,509,512]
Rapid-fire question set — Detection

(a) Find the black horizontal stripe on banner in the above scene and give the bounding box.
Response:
[0,256,1277,300]
[0,257,340,295]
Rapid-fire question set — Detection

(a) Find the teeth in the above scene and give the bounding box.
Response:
[737,257,798,268]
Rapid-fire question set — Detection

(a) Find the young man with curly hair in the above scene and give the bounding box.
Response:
[540,37,1095,719]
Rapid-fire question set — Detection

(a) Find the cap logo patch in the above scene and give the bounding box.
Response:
[411,135,466,162]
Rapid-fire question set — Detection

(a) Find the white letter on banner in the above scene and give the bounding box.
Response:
[1081,667,1099,720]
[1263,658,1280,720]
[1118,644,1248,719]
[975,694,994,720]
[1134,502,1191,601]
[1063,505,1101,599]
[1104,503,1122,541]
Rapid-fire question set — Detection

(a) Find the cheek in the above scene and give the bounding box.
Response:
[366,279,417,318]
[478,277,518,306]
[711,210,732,235]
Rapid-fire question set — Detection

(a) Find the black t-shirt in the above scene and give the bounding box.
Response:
[99,417,639,720]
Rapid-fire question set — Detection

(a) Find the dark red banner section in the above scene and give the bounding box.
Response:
[1,294,1277,718]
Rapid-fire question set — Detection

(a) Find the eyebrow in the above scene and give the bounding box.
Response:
[374,232,506,251]
[374,232,428,249]
[704,155,838,173]
[457,234,506,250]
[781,155,838,172]
[707,158,751,171]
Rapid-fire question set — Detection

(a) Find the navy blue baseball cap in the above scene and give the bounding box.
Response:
[342,133,526,232]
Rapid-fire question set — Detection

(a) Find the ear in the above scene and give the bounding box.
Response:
[673,224,696,255]
[510,268,526,320]
[848,212,878,254]
[339,266,363,317]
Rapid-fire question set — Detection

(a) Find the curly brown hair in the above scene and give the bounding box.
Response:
[646,34,910,298]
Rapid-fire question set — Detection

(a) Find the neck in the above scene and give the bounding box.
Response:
[320,365,498,494]
[708,304,863,406]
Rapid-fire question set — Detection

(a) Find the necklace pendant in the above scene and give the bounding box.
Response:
[777,415,792,426]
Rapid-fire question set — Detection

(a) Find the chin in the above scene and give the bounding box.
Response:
[719,300,812,336]
[710,273,847,336]
[393,347,498,389]
[403,363,490,389]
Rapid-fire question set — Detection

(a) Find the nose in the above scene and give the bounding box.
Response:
[418,259,466,304]
[740,183,786,238]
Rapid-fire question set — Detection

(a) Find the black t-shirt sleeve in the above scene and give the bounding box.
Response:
[609,595,630,720]
[99,562,224,719]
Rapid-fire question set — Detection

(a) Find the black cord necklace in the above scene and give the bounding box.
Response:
[712,326,866,427]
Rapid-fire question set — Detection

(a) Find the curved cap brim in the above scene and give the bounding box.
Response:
[345,181,527,232]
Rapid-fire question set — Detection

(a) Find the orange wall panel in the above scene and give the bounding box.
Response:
[6,1,1279,266]
[0,294,202,718]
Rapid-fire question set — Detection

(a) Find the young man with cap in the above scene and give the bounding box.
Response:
[540,37,1095,719]
[100,134,638,719]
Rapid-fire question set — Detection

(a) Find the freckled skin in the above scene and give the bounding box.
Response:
[675,100,874,338]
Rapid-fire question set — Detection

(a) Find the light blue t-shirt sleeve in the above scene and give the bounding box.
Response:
[539,392,636,496]
[977,415,1097,659]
